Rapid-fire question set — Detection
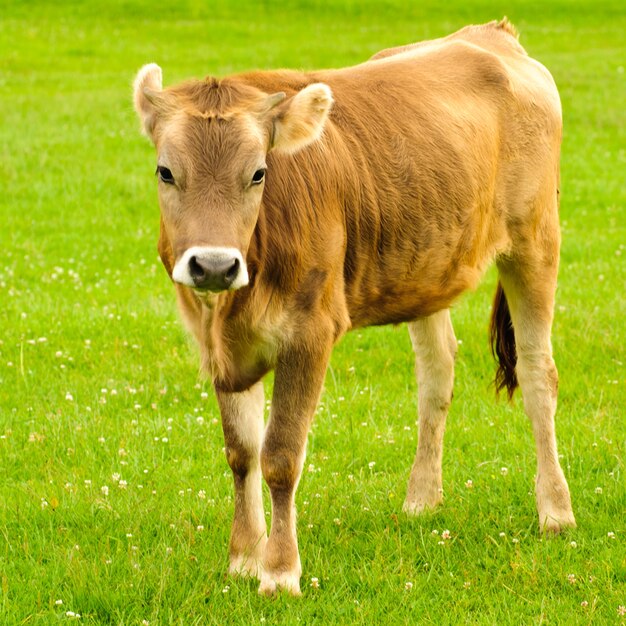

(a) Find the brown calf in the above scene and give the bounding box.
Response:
[133,19,575,595]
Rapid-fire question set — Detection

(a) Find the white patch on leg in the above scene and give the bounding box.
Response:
[402,487,444,516]
[258,566,302,596]
[229,536,266,580]
[536,471,577,534]
[230,386,265,450]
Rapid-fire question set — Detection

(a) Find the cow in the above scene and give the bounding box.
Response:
[133,18,575,595]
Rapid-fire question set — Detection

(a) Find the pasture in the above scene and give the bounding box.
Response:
[0,0,624,623]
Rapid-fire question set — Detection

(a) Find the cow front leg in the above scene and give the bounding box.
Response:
[404,309,457,514]
[258,338,332,596]
[216,381,267,579]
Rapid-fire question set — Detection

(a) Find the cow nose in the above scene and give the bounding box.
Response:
[172,246,249,291]
[188,254,240,291]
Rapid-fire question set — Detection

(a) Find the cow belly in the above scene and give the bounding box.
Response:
[347,265,479,326]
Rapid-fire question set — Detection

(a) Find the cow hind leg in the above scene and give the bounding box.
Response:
[404,309,457,515]
[216,381,267,579]
[496,254,576,534]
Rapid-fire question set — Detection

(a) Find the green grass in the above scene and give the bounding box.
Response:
[1,0,625,623]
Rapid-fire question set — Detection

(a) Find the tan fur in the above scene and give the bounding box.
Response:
[134,19,575,595]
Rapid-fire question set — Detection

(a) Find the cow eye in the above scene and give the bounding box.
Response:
[251,168,266,185]
[156,165,175,185]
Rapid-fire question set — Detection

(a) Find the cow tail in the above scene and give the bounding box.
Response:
[489,282,518,400]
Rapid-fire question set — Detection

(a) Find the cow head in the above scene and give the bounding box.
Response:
[133,63,333,293]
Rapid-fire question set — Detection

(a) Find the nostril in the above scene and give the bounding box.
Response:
[188,255,205,279]
[182,252,242,290]
[224,257,240,283]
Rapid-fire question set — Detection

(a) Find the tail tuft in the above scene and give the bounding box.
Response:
[489,282,518,400]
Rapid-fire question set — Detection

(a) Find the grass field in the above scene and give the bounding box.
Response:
[1,0,625,623]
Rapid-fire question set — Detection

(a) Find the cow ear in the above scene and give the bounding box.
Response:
[133,63,163,141]
[270,83,333,154]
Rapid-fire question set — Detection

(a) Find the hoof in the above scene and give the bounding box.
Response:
[539,510,577,535]
[229,554,263,580]
[258,570,301,596]
[403,496,442,516]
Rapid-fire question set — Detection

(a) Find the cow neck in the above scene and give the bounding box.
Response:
[195,289,236,385]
